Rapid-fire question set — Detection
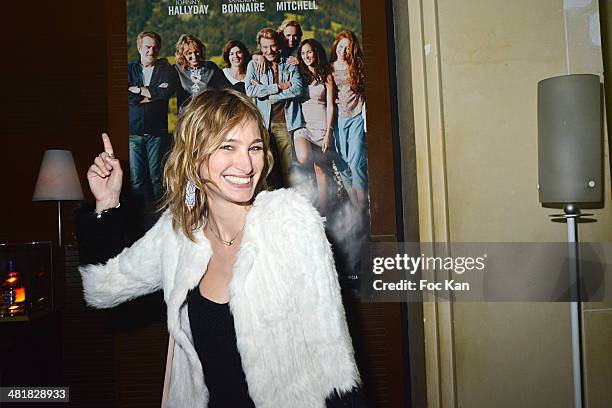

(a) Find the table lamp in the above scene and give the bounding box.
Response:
[32,150,84,246]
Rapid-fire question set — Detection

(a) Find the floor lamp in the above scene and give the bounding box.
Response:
[32,150,84,247]
[538,74,602,408]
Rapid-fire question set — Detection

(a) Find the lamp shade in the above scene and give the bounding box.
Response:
[537,74,602,204]
[32,150,84,201]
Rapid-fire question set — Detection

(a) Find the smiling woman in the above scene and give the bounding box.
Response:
[174,34,231,112]
[162,90,273,242]
[200,120,265,206]
[75,89,363,407]
[222,40,250,93]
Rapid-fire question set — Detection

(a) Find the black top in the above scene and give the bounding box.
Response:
[187,287,255,408]
[175,61,232,111]
[231,80,246,94]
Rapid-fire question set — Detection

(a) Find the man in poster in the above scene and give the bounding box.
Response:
[278,19,303,60]
[245,28,304,187]
[128,31,176,215]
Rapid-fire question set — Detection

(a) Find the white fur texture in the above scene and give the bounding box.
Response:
[80,188,360,407]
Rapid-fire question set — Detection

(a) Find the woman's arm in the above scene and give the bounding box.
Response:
[76,134,165,309]
[322,74,336,152]
[77,210,166,309]
[75,202,129,266]
[252,53,267,75]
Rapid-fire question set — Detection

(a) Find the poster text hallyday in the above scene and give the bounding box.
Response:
[168,1,320,15]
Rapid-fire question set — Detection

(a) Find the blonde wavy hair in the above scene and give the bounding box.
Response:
[162,89,273,241]
[175,34,206,69]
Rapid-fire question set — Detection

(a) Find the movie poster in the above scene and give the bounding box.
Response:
[126,0,370,279]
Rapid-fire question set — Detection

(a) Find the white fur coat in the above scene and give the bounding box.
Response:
[80,188,360,407]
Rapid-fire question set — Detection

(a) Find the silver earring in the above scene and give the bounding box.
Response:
[185,180,197,211]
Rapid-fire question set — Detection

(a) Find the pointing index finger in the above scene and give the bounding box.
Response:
[101,133,114,157]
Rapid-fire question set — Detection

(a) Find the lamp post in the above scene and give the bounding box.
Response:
[538,74,602,408]
[32,150,84,247]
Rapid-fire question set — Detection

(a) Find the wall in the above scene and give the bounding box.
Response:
[0,1,122,245]
[397,0,612,406]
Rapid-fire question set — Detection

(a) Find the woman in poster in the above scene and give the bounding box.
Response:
[295,39,335,215]
[76,89,362,407]
[330,30,368,208]
[221,40,250,93]
[175,34,231,112]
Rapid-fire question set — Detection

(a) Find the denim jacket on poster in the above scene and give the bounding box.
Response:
[245,58,305,132]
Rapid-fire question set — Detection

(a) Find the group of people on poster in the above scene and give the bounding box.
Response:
[127,19,368,220]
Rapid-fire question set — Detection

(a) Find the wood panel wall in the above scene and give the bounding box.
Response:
[358,0,412,406]
[0,2,167,406]
[0,1,112,245]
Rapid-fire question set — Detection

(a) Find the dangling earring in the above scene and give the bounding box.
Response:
[185,180,197,211]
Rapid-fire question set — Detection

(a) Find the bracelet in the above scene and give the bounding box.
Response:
[95,202,121,219]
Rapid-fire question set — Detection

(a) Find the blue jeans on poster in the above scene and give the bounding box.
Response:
[129,133,171,204]
[334,112,368,190]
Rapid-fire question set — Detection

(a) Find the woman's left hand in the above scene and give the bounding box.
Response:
[322,131,333,153]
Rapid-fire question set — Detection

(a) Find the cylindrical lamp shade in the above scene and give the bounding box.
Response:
[537,74,602,204]
[32,150,84,201]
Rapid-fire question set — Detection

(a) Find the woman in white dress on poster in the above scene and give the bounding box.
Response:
[295,39,336,215]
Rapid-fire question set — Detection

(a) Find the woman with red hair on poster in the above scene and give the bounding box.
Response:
[330,31,368,209]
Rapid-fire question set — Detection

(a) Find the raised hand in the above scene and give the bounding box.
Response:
[87,133,123,213]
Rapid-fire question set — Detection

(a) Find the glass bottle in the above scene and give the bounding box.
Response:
[0,260,26,317]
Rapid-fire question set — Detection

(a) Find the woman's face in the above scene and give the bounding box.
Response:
[335,38,350,61]
[199,119,264,206]
[300,43,317,67]
[228,46,244,68]
[184,45,202,68]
